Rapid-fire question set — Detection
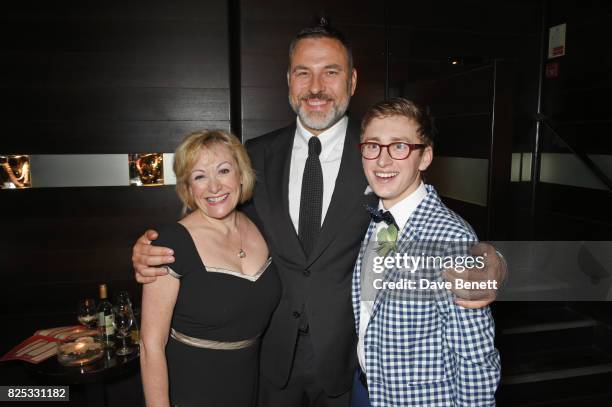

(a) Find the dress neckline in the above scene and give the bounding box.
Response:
[176,221,272,282]
[205,257,272,282]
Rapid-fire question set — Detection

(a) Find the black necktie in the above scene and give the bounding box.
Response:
[298,137,323,256]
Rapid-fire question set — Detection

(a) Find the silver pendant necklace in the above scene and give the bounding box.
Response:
[236,214,246,259]
[198,210,246,258]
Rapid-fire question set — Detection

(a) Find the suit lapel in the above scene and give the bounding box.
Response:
[306,119,369,266]
[262,123,306,263]
[353,219,377,332]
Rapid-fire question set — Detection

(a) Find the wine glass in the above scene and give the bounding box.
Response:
[77,298,97,328]
[113,303,134,356]
[116,291,140,343]
[115,291,133,307]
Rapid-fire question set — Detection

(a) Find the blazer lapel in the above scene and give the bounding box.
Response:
[306,119,369,266]
[262,123,306,263]
[369,188,436,320]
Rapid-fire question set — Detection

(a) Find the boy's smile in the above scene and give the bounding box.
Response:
[361,115,433,209]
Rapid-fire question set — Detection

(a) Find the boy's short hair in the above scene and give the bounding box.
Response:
[361,97,436,147]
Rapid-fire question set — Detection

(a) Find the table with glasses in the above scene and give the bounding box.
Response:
[26,346,140,406]
[25,290,141,407]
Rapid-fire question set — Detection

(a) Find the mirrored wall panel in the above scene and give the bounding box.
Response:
[129,153,164,186]
[1,155,31,189]
[0,154,176,189]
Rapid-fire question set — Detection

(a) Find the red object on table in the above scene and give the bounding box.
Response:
[1,325,98,364]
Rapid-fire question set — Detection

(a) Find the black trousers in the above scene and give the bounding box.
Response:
[258,332,351,407]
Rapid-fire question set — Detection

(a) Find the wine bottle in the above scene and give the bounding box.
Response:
[97,283,115,348]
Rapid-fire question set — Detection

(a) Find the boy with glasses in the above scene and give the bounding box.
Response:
[351,98,500,407]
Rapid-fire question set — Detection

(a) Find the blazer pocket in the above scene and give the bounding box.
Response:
[382,335,447,385]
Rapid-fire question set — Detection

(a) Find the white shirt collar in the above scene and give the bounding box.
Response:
[295,116,348,160]
[378,182,427,231]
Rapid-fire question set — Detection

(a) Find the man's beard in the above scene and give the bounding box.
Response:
[289,88,351,131]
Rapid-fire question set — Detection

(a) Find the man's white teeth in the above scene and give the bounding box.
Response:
[207,194,228,203]
[307,99,327,106]
[375,172,398,178]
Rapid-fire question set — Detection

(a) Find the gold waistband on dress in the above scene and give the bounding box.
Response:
[170,328,260,350]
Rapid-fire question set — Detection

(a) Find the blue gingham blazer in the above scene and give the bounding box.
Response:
[352,185,500,406]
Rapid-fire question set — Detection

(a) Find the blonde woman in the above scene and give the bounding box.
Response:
[140,130,280,406]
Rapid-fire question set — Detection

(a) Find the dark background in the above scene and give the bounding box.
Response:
[1,1,612,405]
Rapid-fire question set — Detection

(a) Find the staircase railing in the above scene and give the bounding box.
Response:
[534,113,612,192]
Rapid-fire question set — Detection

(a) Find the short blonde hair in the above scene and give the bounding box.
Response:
[361,97,436,147]
[173,130,255,213]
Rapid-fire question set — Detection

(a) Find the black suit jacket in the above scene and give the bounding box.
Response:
[244,119,377,396]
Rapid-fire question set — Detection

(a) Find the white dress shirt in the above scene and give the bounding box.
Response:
[288,116,348,232]
[357,182,428,373]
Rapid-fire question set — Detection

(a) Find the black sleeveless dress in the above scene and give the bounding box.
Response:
[154,222,281,407]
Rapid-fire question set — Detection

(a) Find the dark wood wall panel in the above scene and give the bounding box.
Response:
[242,86,294,121]
[542,3,612,134]
[241,120,293,142]
[241,53,290,88]
[523,1,612,240]
[2,188,184,273]
[348,82,386,122]
[435,115,493,158]
[545,12,612,93]
[389,58,485,84]
[0,2,230,154]
[386,0,540,62]
[1,21,227,49]
[2,120,230,154]
[544,86,612,123]
[240,19,297,138]
[404,66,495,118]
[389,28,533,60]
[239,0,384,23]
[4,88,228,121]
[386,0,540,33]
[241,20,296,53]
[240,0,385,142]
[3,0,608,374]
[0,186,184,353]
[2,1,228,20]
[440,197,488,237]
[2,190,182,244]
[1,51,230,89]
[387,1,539,239]
[0,1,229,357]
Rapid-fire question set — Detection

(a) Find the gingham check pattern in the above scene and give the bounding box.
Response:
[352,185,500,406]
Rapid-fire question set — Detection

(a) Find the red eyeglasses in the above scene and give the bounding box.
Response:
[358,142,426,160]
